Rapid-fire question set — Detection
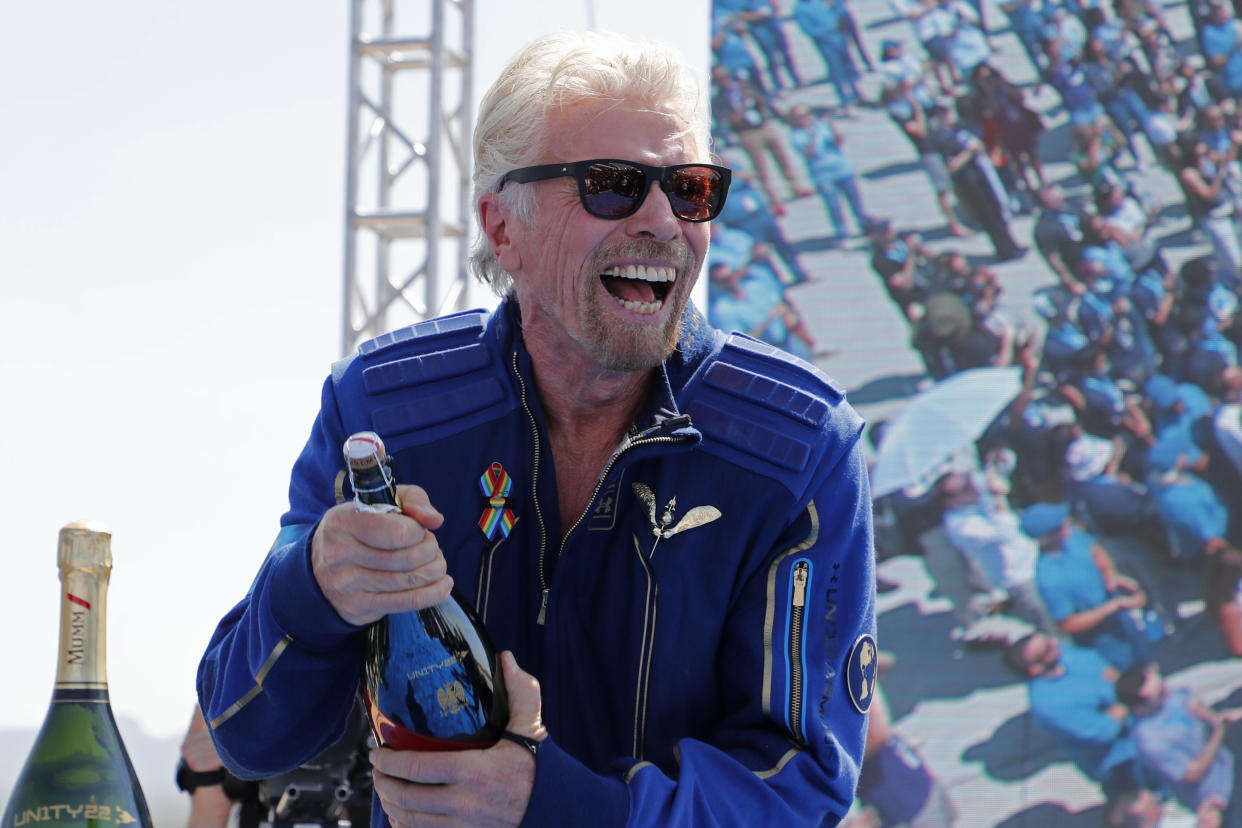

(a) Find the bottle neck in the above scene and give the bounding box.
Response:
[54,567,110,698]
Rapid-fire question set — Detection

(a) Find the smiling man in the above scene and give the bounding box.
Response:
[198,31,875,827]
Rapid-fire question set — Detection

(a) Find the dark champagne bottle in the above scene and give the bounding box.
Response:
[3,522,154,827]
[344,432,508,751]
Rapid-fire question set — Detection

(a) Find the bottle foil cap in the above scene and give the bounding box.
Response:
[59,520,113,572]
[344,431,387,471]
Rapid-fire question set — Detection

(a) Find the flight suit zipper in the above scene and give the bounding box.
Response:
[630,535,657,759]
[543,426,685,620]
[512,350,691,625]
[509,351,691,758]
[788,560,810,743]
[509,353,551,625]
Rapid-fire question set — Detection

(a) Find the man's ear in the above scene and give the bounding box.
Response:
[479,194,522,272]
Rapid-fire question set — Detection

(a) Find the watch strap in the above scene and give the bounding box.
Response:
[499,730,541,758]
[176,757,227,793]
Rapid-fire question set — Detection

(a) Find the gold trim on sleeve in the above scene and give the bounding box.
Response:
[624,761,657,784]
[621,741,803,785]
[209,634,293,730]
[755,747,803,780]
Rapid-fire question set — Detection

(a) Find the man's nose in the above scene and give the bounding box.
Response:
[622,181,682,242]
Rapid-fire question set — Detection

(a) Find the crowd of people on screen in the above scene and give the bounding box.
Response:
[709,0,1242,823]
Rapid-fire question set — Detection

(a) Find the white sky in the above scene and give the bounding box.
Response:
[0,0,709,740]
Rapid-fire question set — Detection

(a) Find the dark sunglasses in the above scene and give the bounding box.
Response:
[496,159,732,222]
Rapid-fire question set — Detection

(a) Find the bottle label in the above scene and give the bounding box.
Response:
[65,600,88,666]
[407,650,468,684]
[12,801,140,826]
[50,686,110,703]
[57,576,107,687]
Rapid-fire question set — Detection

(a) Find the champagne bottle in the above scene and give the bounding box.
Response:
[344,432,509,751]
[3,522,153,827]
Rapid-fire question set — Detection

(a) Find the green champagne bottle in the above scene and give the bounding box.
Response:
[2,521,153,827]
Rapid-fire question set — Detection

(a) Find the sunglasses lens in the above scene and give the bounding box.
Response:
[577,161,728,221]
[582,162,647,217]
[668,167,725,221]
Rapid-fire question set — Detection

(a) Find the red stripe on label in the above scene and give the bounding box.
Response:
[67,593,91,609]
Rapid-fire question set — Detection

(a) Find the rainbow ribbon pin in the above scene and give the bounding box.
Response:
[478,462,516,540]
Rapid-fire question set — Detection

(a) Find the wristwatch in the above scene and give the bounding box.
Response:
[175,757,227,794]
[499,730,541,758]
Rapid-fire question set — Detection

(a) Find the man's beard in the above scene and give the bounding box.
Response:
[577,239,697,372]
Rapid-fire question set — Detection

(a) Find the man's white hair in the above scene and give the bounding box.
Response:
[468,30,712,297]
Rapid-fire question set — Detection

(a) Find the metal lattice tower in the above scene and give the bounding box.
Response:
[341,0,475,356]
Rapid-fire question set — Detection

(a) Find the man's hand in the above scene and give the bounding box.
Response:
[182,707,233,828]
[1197,794,1226,828]
[312,484,451,626]
[1104,572,1140,594]
[371,652,546,827]
[181,706,223,772]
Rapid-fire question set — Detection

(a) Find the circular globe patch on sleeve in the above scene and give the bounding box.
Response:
[846,634,878,714]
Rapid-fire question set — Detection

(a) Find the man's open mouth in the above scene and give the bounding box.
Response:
[600,265,675,315]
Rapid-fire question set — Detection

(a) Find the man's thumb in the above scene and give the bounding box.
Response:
[502,650,547,742]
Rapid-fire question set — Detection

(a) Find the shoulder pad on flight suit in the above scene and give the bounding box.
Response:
[330,309,519,453]
[679,333,863,499]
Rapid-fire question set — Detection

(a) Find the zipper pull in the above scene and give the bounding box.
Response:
[793,561,808,608]
[537,588,549,626]
[659,413,692,430]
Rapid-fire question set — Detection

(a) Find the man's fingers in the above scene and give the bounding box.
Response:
[373,770,436,826]
[312,496,452,625]
[371,753,510,827]
[397,484,445,529]
[370,724,535,825]
[333,508,430,551]
[340,563,451,596]
[344,578,455,619]
[371,748,463,786]
[373,768,456,828]
[501,651,547,742]
[328,546,448,582]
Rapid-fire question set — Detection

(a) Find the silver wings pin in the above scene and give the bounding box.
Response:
[632,482,722,539]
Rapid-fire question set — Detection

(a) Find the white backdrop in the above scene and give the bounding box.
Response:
[0,0,709,748]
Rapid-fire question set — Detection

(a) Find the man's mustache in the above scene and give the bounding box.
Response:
[590,239,696,274]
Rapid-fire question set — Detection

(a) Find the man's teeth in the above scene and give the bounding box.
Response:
[601,265,676,283]
[600,265,675,314]
[610,295,663,314]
